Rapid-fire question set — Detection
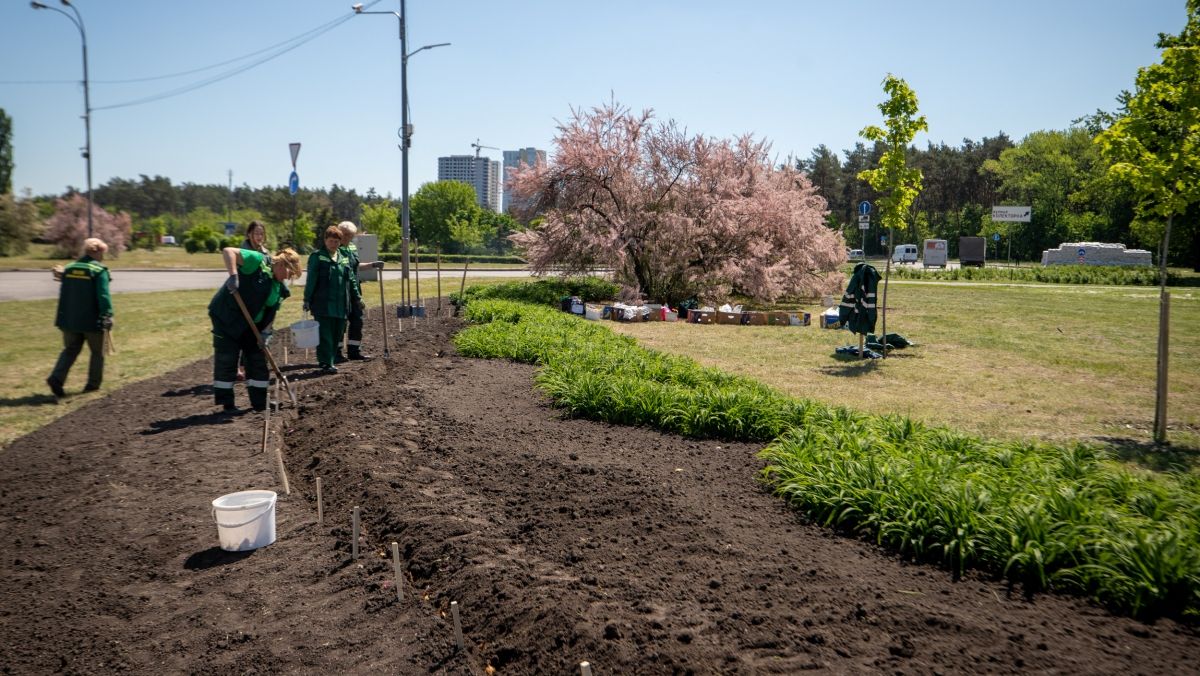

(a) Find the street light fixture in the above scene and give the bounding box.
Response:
[32,0,94,238]
[353,1,449,311]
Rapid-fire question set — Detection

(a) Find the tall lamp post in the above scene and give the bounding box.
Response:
[32,0,93,238]
[353,1,448,310]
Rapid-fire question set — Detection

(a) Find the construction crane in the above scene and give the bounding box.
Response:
[470,138,499,158]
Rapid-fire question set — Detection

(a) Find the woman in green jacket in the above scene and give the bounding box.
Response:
[209,246,302,411]
[303,225,354,374]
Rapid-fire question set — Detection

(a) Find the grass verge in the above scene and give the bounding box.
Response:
[454,294,1200,618]
[0,275,528,447]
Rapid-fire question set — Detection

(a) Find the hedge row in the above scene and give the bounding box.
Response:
[377,252,526,265]
[885,264,1199,287]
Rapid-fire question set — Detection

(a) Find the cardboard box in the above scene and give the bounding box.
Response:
[716,312,741,325]
[766,312,790,326]
[689,311,715,324]
[820,311,841,329]
[743,311,769,326]
[791,312,811,327]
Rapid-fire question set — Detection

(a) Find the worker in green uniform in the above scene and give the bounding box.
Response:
[303,225,354,375]
[47,238,113,397]
[336,220,372,362]
[209,246,303,411]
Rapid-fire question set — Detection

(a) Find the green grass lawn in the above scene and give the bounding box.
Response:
[609,280,1200,459]
[0,274,532,448]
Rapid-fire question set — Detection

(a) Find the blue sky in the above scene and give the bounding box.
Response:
[0,0,1185,199]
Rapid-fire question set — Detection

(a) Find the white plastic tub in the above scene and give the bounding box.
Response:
[584,304,602,321]
[290,319,319,349]
[212,490,277,551]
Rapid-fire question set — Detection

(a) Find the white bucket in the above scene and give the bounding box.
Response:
[584,304,601,321]
[290,319,319,349]
[212,490,277,552]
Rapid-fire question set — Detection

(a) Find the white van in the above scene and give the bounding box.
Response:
[892,244,918,263]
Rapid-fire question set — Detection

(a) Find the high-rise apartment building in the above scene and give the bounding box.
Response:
[437,155,501,212]
[502,147,547,213]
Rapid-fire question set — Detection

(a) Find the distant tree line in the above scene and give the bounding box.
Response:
[799,119,1196,269]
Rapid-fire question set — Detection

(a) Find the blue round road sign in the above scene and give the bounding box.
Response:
[993,233,1000,241]
[858,201,872,216]
[288,171,299,196]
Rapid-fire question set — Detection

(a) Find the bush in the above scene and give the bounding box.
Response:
[204,236,220,253]
[183,238,202,254]
[449,277,620,309]
[454,298,1200,619]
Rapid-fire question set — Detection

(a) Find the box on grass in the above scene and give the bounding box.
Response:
[716,312,741,325]
[689,311,715,324]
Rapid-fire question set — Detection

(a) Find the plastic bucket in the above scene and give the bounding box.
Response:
[584,304,601,321]
[212,490,277,552]
[290,320,319,349]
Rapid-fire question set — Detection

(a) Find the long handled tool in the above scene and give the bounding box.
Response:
[231,290,298,408]
[378,269,391,359]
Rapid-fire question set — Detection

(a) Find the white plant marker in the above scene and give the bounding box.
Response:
[316,477,324,528]
[580,661,593,676]
[352,506,360,559]
[391,541,404,601]
[451,601,463,650]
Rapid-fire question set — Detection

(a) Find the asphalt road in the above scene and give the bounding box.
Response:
[0,268,538,302]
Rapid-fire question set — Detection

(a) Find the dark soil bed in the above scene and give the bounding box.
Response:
[1,313,1197,674]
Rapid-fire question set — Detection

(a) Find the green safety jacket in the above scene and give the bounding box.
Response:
[339,242,363,301]
[208,249,289,340]
[838,262,880,336]
[55,255,113,333]
[304,247,350,319]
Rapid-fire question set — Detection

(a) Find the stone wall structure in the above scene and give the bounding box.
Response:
[1041,242,1153,266]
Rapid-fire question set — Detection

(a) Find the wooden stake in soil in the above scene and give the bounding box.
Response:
[580,662,593,676]
[451,601,464,650]
[414,238,422,317]
[352,506,361,559]
[378,268,391,360]
[390,541,404,601]
[316,477,324,528]
[436,247,442,316]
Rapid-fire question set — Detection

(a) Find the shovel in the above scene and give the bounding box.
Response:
[231,290,298,408]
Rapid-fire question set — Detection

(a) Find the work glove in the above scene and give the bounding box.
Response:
[302,301,310,314]
[371,261,385,270]
[358,298,367,312]
[261,328,274,345]
[99,316,114,331]
[224,274,239,294]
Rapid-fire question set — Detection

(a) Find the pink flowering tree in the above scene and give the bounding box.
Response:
[507,100,845,306]
[43,194,132,258]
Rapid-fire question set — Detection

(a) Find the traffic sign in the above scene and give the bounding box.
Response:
[288,171,299,196]
[858,201,871,216]
[858,214,870,230]
[991,205,1031,222]
[993,233,1000,241]
[880,235,887,245]
[289,142,301,168]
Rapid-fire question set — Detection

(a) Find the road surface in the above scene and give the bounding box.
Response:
[0,268,541,302]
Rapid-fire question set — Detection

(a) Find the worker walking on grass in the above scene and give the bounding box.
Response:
[47,237,114,397]
[303,225,355,375]
[209,246,303,412]
[336,221,372,362]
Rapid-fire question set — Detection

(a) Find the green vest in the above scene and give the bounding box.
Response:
[208,249,289,340]
[55,255,113,333]
[304,248,350,319]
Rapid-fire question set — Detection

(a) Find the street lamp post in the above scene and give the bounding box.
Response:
[32,0,93,238]
[353,1,448,312]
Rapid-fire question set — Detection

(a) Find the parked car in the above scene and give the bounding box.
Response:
[847,248,865,261]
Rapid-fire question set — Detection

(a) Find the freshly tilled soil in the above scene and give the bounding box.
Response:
[1,312,1196,674]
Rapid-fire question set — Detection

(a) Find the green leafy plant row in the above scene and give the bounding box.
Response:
[884,264,1198,287]
[450,277,620,309]
[453,291,1200,618]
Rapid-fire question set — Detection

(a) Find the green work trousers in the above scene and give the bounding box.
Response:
[213,333,269,411]
[316,316,346,368]
[50,330,105,390]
